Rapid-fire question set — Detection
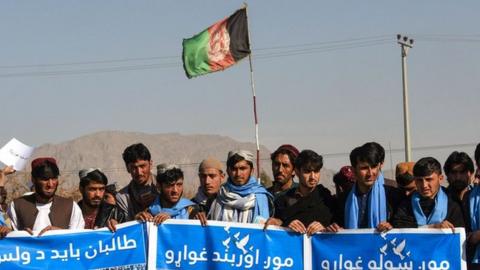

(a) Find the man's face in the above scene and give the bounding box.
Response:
[160,179,183,205]
[399,180,417,197]
[127,159,152,185]
[81,181,105,208]
[296,167,320,190]
[446,163,472,191]
[415,172,443,199]
[353,161,380,191]
[199,168,224,197]
[33,177,58,200]
[227,160,253,186]
[272,154,295,185]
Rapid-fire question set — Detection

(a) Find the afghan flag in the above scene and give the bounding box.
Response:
[182,7,251,79]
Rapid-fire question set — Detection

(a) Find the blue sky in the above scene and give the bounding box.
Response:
[1,1,478,171]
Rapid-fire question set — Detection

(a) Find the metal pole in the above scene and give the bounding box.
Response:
[244,4,261,180]
[401,46,411,161]
[397,35,414,162]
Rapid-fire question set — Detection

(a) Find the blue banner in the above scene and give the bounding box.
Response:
[153,220,304,270]
[311,228,465,270]
[0,221,467,270]
[0,221,147,270]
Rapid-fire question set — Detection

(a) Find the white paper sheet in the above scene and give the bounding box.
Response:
[0,138,34,171]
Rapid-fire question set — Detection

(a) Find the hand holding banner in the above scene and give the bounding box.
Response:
[153,220,304,270]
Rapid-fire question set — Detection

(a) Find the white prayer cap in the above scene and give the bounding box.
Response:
[227,150,254,163]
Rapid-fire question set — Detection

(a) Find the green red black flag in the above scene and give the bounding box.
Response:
[182,7,251,79]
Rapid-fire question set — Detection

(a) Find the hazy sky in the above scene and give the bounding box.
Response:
[1,1,478,171]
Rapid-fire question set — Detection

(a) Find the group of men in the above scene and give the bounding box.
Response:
[1,142,480,268]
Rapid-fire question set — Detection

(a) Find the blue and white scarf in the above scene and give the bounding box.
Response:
[149,197,195,219]
[411,188,448,226]
[0,212,5,226]
[209,176,272,223]
[469,186,480,263]
[344,172,387,229]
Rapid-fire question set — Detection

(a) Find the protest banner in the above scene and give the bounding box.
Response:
[0,220,467,269]
[151,220,305,270]
[0,221,147,270]
[310,228,466,270]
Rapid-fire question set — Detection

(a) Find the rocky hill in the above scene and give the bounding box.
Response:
[4,131,336,201]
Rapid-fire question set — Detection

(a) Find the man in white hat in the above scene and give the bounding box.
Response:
[208,150,272,223]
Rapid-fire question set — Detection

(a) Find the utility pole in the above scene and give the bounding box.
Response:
[397,34,414,162]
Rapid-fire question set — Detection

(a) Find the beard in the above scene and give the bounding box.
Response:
[82,193,103,208]
[450,180,469,192]
[35,185,57,201]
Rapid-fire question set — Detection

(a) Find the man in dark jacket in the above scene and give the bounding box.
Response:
[78,168,125,230]
[391,157,464,229]
[116,143,158,221]
[265,150,335,235]
[267,144,300,199]
[328,142,403,232]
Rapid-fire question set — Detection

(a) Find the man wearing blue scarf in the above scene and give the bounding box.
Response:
[328,142,403,232]
[450,150,480,267]
[136,165,195,225]
[391,157,464,229]
[475,144,480,185]
[209,150,273,224]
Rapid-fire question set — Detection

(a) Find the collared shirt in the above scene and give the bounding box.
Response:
[356,192,369,228]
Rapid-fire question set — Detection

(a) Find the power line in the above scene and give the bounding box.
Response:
[254,35,392,51]
[0,62,179,78]
[255,39,391,59]
[0,34,479,78]
[0,38,392,78]
[0,56,180,69]
[0,35,391,69]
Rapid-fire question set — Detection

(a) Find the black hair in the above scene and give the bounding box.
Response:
[363,142,385,163]
[396,173,414,187]
[349,143,384,168]
[122,143,151,165]
[475,143,480,166]
[32,160,60,180]
[294,150,323,171]
[270,149,296,169]
[157,167,184,184]
[413,157,442,177]
[227,154,254,170]
[79,169,108,189]
[105,183,117,195]
[443,151,474,175]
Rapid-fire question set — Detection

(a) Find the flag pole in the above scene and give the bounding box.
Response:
[243,3,261,181]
